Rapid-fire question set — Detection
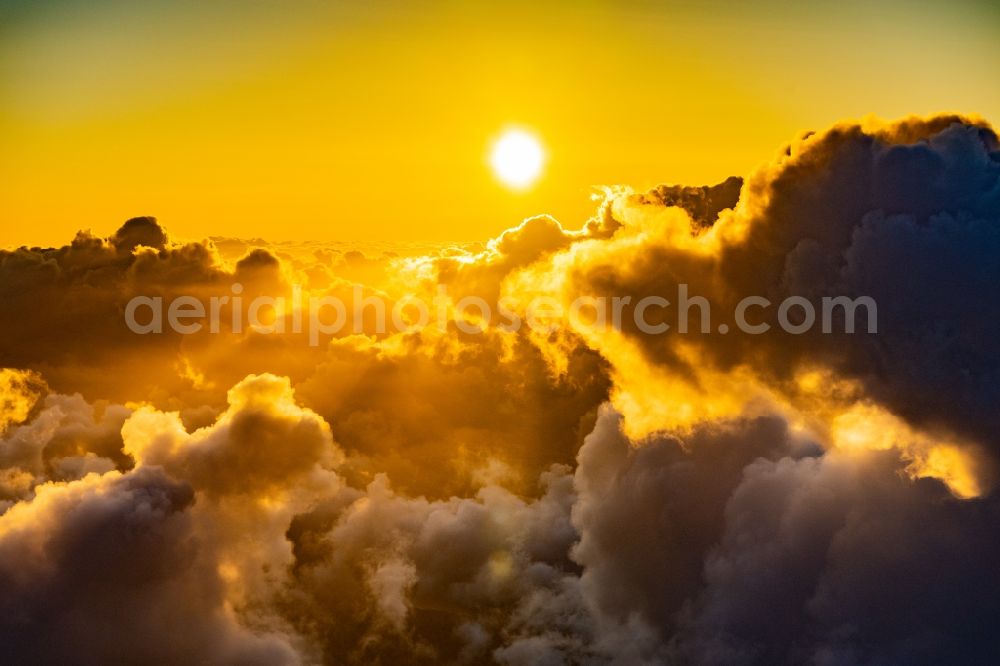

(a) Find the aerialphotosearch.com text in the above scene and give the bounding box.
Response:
[124,284,878,345]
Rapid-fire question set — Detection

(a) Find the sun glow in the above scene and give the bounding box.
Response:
[490,129,545,190]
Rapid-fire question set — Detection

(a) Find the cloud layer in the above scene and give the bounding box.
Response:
[1,114,999,664]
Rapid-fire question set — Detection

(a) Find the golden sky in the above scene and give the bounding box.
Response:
[1,0,999,247]
[3,3,1000,660]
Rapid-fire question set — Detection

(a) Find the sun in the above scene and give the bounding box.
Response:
[489,128,545,190]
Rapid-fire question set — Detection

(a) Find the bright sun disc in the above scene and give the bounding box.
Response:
[490,129,545,190]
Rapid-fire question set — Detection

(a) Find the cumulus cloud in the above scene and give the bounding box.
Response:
[123,373,341,497]
[506,114,1000,493]
[675,449,1000,664]
[0,376,130,504]
[0,468,299,664]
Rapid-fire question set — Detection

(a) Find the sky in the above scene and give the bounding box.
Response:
[1,0,999,247]
[4,1,1000,662]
